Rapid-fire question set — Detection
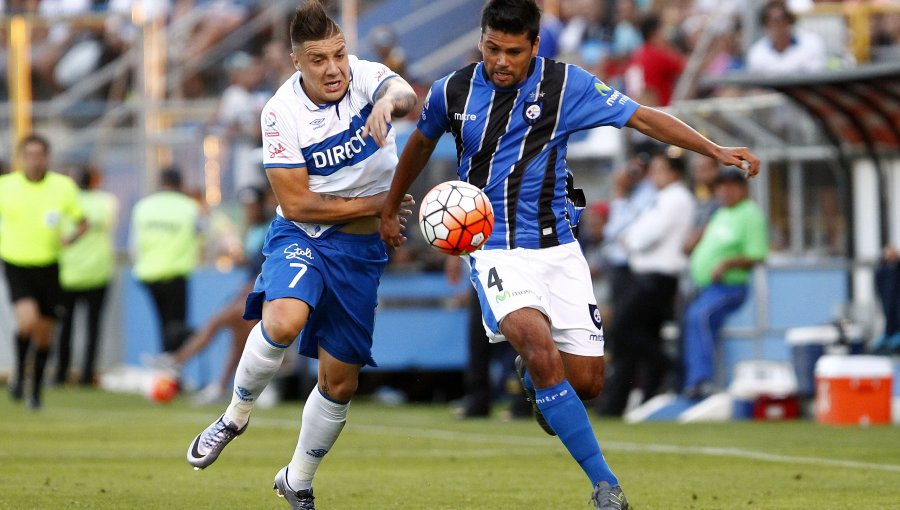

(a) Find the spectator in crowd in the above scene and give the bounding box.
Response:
[211,52,270,191]
[624,12,686,107]
[144,185,274,406]
[557,0,613,71]
[55,164,118,386]
[262,39,297,89]
[681,167,768,399]
[368,25,407,78]
[745,0,826,75]
[872,245,900,354]
[601,150,695,416]
[579,200,611,308]
[602,148,656,309]
[129,166,201,356]
[171,0,252,68]
[683,154,721,255]
[0,134,86,409]
[536,0,563,58]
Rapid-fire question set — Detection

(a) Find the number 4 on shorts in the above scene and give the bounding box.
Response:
[487,267,503,292]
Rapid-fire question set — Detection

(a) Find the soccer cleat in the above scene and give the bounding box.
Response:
[186,414,248,469]
[591,481,629,510]
[514,355,556,436]
[273,466,316,509]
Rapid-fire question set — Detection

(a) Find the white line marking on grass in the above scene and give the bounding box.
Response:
[343,423,900,474]
[65,409,900,474]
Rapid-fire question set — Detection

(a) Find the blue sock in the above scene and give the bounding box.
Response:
[535,380,618,486]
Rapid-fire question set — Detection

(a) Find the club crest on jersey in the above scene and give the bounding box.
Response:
[523,101,543,125]
[264,111,280,137]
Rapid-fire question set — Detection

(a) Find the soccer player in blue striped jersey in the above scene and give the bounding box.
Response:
[380,1,760,508]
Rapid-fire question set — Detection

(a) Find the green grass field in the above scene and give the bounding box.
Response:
[3,387,899,509]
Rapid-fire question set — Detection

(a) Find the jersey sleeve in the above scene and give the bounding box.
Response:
[416,77,450,140]
[261,99,306,169]
[562,65,639,133]
[353,58,400,104]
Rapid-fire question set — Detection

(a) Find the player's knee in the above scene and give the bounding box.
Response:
[319,378,357,402]
[573,377,603,400]
[261,300,309,344]
[261,315,303,345]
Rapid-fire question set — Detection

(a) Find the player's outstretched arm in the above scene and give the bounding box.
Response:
[626,105,760,177]
[362,77,417,147]
[380,129,439,248]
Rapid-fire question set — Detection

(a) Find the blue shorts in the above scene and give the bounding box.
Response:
[244,217,389,367]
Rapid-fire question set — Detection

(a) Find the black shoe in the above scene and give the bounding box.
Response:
[26,394,41,410]
[514,356,556,436]
[9,381,23,401]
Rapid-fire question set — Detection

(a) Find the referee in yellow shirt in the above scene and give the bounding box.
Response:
[0,134,86,409]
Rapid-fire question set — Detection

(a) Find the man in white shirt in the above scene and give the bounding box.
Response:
[599,150,696,416]
[746,0,826,75]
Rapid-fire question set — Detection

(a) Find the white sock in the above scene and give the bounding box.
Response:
[287,386,350,490]
[224,322,288,427]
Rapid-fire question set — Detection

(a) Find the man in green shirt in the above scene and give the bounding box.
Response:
[129,166,200,355]
[56,165,119,386]
[0,134,86,409]
[682,167,768,399]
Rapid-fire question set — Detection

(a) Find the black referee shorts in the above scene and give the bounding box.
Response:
[2,260,62,318]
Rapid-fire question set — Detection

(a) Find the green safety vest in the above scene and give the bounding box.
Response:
[60,190,119,290]
[130,191,200,282]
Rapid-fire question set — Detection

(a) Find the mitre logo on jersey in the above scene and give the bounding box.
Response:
[453,112,477,121]
[523,101,543,125]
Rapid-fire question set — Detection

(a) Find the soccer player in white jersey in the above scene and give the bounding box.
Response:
[379,1,759,508]
[186,2,416,508]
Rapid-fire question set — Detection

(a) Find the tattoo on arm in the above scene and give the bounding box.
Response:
[375,78,416,117]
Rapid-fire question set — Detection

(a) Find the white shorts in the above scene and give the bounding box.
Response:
[467,242,605,357]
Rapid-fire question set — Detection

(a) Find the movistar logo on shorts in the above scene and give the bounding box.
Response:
[594,81,612,96]
[496,289,534,303]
